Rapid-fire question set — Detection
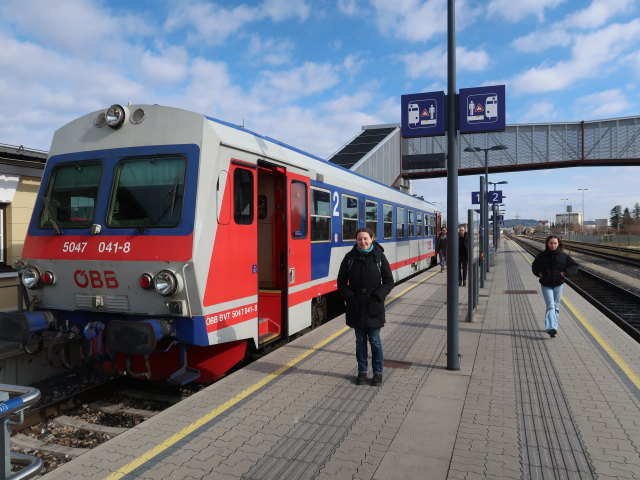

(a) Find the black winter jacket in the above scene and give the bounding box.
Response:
[337,242,394,329]
[531,249,579,288]
[458,233,469,261]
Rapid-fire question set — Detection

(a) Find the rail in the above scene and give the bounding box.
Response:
[1,385,42,480]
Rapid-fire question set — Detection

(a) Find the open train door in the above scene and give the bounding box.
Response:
[284,172,311,336]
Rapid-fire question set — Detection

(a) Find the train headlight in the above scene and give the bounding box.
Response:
[21,266,42,289]
[154,270,180,296]
[105,104,126,129]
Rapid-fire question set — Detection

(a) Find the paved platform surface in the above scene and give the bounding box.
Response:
[38,238,640,479]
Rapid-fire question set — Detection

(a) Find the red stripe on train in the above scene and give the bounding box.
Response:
[22,234,193,261]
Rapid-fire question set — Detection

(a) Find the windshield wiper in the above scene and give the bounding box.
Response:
[136,173,181,235]
[44,196,63,235]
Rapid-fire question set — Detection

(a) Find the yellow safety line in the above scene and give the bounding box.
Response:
[512,240,640,390]
[104,269,438,479]
[563,298,640,390]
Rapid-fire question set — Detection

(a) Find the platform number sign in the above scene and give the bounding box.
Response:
[472,191,503,204]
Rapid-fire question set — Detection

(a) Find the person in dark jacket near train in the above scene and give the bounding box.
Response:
[458,225,468,287]
[337,228,394,386]
[531,235,579,338]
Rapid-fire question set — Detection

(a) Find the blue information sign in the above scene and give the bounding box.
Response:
[401,91,445,137]
[459,85,505,133]
[472,190,503,204]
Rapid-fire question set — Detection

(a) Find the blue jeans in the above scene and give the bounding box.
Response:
[541,285,563,331]
[354,327,383,375]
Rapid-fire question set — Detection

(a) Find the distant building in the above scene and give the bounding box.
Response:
[555,212,582,227]
[595,218,608,229]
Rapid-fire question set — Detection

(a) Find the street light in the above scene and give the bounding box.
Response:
[561,198,569,235]
[488,181,507,250]
[464,145,508,278]
[578,188,588,233]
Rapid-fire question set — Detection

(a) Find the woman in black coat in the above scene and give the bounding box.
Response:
[337,228,394,386]
[531,235,579,337]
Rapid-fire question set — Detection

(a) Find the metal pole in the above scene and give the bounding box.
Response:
[446,0,459,371]
[483,150,490,274]
[480,176,487,283]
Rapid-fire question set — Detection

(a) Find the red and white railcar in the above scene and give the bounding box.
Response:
[1,104,440,383]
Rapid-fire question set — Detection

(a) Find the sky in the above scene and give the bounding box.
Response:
[1,0,640,223]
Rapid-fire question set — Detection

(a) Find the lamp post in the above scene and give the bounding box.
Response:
[464,144,508,279]
[488,181,507,251]
[561,198,569,235]
[578,188,588,233]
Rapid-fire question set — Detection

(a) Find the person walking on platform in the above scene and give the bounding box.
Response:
[458,225,468,287]
[436,227,447,271]
[531,235,579,338]
[337,228,394,386]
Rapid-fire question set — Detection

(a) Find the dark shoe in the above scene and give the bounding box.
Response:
[548,329,557,338]
[356,373,367,385]
[372,373,382,386]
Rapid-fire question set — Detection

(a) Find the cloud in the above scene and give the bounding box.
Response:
[518,100,558,123]
[572,88,632,118]
[139,47,190,86]
[511,18,640,94]
[164,0,310,46]
[246,36,295,66]
[369,0,448,42]
[1,0,151,60]
[399,46,490,80]
[253,62,341,103]
[486,0,565,23]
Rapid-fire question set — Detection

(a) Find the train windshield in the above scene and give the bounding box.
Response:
[39,162,102,230]
[107,156,186,229]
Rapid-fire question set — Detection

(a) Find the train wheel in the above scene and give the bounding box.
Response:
[311,295,327,328]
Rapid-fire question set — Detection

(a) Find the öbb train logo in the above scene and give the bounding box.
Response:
[74,270,119,289]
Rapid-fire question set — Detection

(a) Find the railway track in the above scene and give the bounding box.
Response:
[510,236,640,342]
[10,372,205,474]
[523,235,640,269]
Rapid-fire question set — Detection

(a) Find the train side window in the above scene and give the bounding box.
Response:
[408,210,415,237]
[290,180,307,238]
[383,204,393,239]
[396,206,405,238]
[234,168,254,225]
[417,212,423,236]
[41,162,102,229]
[311,187,331,242]
[365,199,378,237]
[342,194,358,241]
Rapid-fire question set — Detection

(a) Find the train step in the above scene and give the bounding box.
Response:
[167,366,201,385]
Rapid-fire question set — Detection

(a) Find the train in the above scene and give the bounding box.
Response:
[0,104,440,384]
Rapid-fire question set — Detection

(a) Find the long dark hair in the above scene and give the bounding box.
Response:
[544,234,564,251]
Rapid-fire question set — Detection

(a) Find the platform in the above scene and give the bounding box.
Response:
[37,238,640,479]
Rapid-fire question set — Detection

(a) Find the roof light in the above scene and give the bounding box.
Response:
[105,104,126,129]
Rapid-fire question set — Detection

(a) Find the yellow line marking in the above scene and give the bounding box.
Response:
[385,270,440,304]
[104,269,439,479]
[510,239,639,390]
[104,327,348,479]
[563,298,640,390]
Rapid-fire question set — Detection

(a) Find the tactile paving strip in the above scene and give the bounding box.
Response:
[505,255,597,479]
[242,287,446,480]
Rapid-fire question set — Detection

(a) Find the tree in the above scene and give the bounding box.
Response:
[633,202,640,221]
[622,208,633,229]
[610,205,622,229]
